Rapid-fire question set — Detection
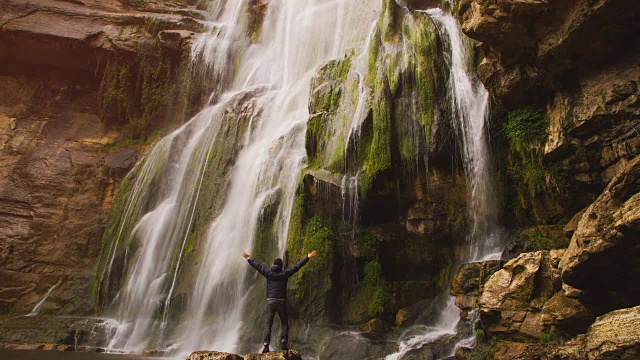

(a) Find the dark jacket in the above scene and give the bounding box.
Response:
[248,257,309,299]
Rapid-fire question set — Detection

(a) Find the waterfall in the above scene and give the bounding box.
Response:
[100,0,381,355]
[27,278,62,317]
[385,8,502,360]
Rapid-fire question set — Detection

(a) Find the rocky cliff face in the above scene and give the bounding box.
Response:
[451,0,640,358]
[0,0,209,315]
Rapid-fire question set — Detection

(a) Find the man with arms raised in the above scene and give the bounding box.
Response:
[242,249,317,353]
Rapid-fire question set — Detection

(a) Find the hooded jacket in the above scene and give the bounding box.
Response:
[248,256,309,299]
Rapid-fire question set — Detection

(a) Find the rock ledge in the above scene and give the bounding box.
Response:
[188,350,302,360]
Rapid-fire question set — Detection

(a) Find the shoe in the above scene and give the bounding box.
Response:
[281,342,288,351]
[262,345,270,353]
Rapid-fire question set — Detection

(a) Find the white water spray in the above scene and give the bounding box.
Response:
[102,0,381,355]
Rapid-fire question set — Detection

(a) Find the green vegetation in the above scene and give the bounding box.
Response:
[539,331,563,344]
[379,0,400,42]
[360,77,393,196]
[98,37,210,147]
[345,260,391,324]
[287,216,337,322]
[497,106,552,223]
[504,107,548,155]
[306,56,353,170]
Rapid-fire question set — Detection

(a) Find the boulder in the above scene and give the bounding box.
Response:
[245,350,302,360]
[481,251,561,312]
[585,305,640,360]
[479,250,563,339]
[188,351,244,360]
[450,260,501,311]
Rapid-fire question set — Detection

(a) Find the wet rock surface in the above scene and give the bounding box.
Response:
[187,350,302,360]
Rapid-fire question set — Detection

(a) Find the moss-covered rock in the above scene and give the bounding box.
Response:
[345,260,391,324]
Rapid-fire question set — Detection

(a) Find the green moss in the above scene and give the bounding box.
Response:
[504,107,549,155]
[287,216,336,323]
[306,56,353,170]
[404,16,438,146]
[345,260,391,324]
[359,77,392,196]
[539,331,563,344]
[379,0,400,43]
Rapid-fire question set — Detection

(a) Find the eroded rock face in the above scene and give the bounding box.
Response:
[0,0,208,316]
[478,250,564,339]
[559,156,640,310]
[458,0,640,108]
[0,71,134,315]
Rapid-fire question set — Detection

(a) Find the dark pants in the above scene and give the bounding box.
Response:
[263,299,288,345]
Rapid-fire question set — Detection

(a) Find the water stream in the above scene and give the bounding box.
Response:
[27,278,63,317]
[385,8,502,359]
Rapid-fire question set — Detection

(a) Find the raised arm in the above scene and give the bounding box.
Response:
[243,250,269,277]
[284,250,316,277]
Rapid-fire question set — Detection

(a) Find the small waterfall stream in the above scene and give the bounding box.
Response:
[27,278,63,317]
[385,8,502,360]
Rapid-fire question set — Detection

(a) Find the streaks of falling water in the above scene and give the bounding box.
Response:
[102,0,381,355]
[106,102,235,353]
[179,1,381,354]
[385,8,502,360]
[27,278,63,316]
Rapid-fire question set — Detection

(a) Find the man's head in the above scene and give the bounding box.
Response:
[273,258,283,267]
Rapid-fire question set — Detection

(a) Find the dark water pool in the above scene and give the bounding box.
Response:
[0,349,163,360]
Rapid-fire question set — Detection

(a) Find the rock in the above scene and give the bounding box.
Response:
[0,0,206,70]
[361,318,390,333]
[559,156,640,308]
[585,305,640,360]
[142,349,168,357]
[481,251,560,312]
[245,350,302,360]
[458,0,640,108]
[541,290,595,337]
[479,251,563,339]
[564,209,586,238]
[450,260,501,311]
[395,299,430,327]
[188,351,244,360]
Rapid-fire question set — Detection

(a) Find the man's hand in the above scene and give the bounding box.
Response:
[307,250,317,258]
[242,250,250,259]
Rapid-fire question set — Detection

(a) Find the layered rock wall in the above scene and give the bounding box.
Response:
[0,0,209,315]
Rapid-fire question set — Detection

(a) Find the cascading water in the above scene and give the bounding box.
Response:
[385,8,502,360]
[100,0,381,355]
[27,278,62,317]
